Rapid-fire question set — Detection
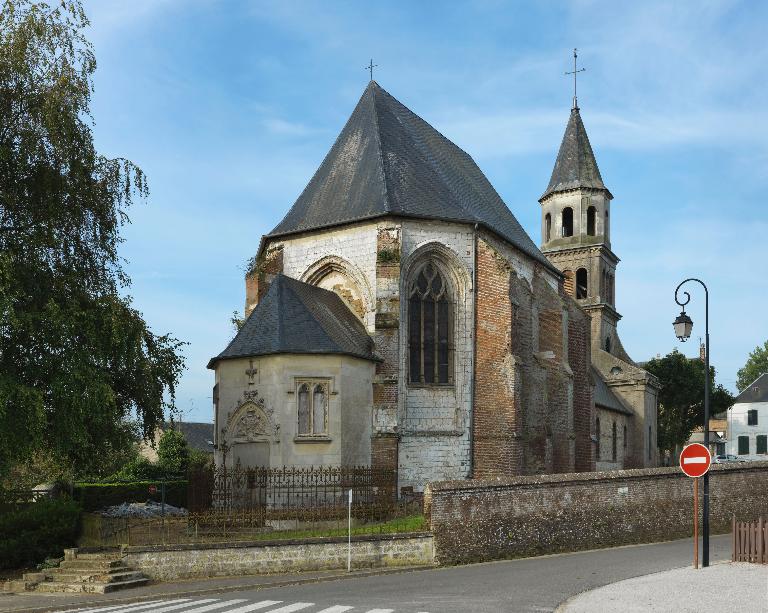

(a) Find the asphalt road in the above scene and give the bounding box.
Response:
[53,534,732,613]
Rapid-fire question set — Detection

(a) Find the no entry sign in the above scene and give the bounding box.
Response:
[680,443,712,478]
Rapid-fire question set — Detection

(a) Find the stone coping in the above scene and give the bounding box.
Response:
[426,461,768,493]
[122,531,432,554]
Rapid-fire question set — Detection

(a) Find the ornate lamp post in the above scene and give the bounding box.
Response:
[673,278,711,567]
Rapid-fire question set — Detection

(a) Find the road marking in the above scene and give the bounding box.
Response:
[213,602,283,613]
[176,600,248,613]
[362,610,395,613]
[257,604,314,613]
[53,602,168,613]
[79,600,193,613]
[683,457,707,464]
[143,598,218,613]
[315,607,354,613]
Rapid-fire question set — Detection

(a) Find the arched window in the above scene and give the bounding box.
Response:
[297,384,310,435]
[563,270,574,296]
[623,425,627,450]
[605,336,612,353]
[409,262,453,385]
[587,206,596,236]
[545,213,552,242]
[297,380,328,436]
[596,417,601,460]
[561,207,573,237]
[612,421,617,461]
[576,268,588,299]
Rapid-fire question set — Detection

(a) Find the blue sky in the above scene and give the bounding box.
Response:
[81,0,768,422]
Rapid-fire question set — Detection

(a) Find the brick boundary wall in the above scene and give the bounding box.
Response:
[424,462,768,565]
[122,532,433,580]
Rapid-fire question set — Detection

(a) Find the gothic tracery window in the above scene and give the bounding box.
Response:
[297,380,328,436]
[408,262,453,385]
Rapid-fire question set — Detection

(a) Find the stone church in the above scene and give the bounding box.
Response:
[208,81,659,490]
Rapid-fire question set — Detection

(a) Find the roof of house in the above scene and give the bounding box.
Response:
[208,274,378,368]
[734,373,768,404]
[593,369,634,416]
[267,81,558,274]
[166,422,214,453]
[541,107,610,201]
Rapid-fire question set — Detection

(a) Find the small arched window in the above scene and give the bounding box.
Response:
[562,207,574,237]
[623,425,627,449]
[605,336,612,353]
[297,384,310,435]
[297,380,329,436]
[596,417,601,460]
[409,262,453,385]
[545,213,552,242]
[312,385,326,435]
[612,421,617,461]
[587,206,596,236]
[576,268,588,299]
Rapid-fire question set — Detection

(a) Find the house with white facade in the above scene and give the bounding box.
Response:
[727,373,768,459]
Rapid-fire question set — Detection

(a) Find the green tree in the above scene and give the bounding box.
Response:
[0,1,185,478]
[157,428,189,476]
[645,349,734,455]
[736,341,768,392]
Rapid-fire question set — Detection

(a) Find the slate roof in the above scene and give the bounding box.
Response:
[734,373,768,404]
[593,368,634,416]
[268,81,558,274]
[165,422,214,453]
[208,274,378,368]
[541,108,611,201]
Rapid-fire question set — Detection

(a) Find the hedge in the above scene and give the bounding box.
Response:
[73,480,188,511]
[0,498,81,570]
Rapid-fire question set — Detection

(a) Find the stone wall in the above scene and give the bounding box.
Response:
[122,533,433,580]
[425,462,768,565]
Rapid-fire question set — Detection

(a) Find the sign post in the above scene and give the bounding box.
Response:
[679,443,712,569]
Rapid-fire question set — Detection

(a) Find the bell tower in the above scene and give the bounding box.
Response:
[539,104,623,358]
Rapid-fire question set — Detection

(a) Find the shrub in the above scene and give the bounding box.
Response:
[103,456,166,482]
[0,498,81,570]
[157,429,189,475]
[73,480,187,511]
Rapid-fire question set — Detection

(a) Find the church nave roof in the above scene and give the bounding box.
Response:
[268,81,556,273]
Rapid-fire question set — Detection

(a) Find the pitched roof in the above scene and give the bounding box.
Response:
[208,275,378,368]
[593,368,634,415]
[734,373,768,404]
[268,81,557,273]
[541,108,610,201]
[165,422,214,453]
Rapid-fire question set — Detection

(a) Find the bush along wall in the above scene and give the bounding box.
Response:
[0,498,81,570]
[73,480,187,512]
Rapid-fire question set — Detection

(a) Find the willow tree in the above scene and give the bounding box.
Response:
[0,1,185,478]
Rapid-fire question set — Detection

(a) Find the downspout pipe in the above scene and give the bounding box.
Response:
[469,223,479,478]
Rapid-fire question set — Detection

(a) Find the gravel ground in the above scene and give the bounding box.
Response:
[560,562,768,613]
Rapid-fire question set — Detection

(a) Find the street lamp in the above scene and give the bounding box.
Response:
[673,278,711,567]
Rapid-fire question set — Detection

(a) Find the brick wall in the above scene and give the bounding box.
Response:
[245,244,284,316]
[425,462,768,565]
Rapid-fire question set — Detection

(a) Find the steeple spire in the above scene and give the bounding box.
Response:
[565,48,586,111]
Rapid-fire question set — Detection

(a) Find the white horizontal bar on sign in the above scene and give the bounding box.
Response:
[683,457,707,464]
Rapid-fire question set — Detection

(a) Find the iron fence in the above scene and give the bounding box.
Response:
[187,463,398,513]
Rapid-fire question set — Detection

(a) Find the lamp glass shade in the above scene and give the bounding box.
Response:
[673,311,693,341]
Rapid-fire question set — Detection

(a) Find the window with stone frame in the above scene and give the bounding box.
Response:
[612,421,617,461]
[296,379,329,436]
[408,262,454,385]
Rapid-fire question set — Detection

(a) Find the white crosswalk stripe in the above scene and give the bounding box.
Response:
[53,601,168,613]
[175,600,248,613]
[257,604,314,613]
[141,599,222,613]
[210,601,283,613]
[55,598,431,613]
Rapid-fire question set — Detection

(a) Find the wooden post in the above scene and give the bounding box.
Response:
[758,517,763,564]
[732,514,736,562]
[693,477,699,569]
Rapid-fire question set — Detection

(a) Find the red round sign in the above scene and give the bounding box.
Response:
[148,485,158,494]
[679,443,712,478]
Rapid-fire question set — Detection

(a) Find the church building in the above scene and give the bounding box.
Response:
[208,80,659,490]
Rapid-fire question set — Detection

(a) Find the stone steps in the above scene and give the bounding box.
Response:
[3,548,149,594]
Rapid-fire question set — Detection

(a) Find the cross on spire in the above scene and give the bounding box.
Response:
[565,48,586,110]
[365,58,378,81]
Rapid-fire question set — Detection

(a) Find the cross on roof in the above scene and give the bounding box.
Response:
[565,48,586,110]
[365,58,378,81]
